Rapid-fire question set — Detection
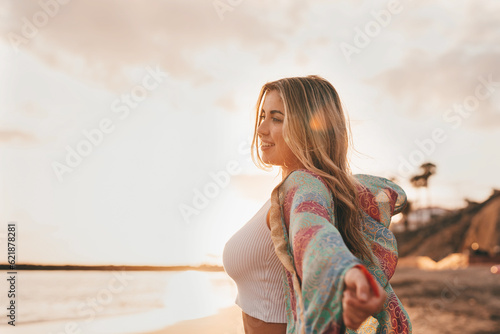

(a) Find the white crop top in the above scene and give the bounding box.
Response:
[222,199,287,323]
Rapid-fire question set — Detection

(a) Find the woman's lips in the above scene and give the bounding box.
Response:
[261,142,275,150]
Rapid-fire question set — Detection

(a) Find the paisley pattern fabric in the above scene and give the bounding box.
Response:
[268,169,412,333]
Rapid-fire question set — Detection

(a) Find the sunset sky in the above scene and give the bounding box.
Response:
[0,0,499,266]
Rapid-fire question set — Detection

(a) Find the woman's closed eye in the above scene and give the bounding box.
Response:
[260,114,283,123]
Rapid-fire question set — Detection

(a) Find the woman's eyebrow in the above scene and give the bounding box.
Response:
[261,109,284,116]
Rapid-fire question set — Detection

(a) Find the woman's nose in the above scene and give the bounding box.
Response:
[257,119,268,136]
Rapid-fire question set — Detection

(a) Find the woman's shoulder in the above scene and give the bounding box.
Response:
[280,168,331,199]
[285,168,328,185]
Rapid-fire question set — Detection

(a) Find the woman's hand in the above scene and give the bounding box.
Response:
[342,266,387,330]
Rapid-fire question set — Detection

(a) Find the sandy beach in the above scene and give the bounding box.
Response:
[391,264,500,334]
[143,264,500,334]
[143,305,244,334]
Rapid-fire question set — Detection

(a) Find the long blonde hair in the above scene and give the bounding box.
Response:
[251,75,372,262]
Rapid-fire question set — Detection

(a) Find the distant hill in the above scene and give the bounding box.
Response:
[394,189,500,261]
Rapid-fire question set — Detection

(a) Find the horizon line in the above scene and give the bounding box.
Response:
[0,263,225,272]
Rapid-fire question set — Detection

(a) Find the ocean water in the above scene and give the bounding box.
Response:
[0,270,237,334]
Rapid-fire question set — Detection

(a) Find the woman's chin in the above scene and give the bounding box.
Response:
[260,154,273,165]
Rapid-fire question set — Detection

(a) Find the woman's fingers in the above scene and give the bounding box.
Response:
[343,312,363,330]
[343,290,370,329]
[345,267,387,305]
[344,267,372,302]
[343,290,372,318]
[342,267,388,329]
[344,266,363,289]
[354,271,370,302]
[345,289,384,315]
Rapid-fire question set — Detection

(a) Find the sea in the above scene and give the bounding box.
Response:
[0,270,238,334]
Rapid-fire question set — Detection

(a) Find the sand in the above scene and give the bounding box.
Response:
[391,264,500,334]
[144,264,500,334]
[143,305,245,334]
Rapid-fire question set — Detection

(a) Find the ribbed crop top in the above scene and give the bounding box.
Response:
[222,199,287,323]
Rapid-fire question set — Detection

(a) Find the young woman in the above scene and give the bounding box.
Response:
[223,75,412,333]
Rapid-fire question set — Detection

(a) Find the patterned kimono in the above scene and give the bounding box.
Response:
[268,169,412,334]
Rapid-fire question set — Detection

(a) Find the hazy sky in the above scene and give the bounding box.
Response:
[1,0,499,266]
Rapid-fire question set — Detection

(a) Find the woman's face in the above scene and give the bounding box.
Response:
[257,90,303,175]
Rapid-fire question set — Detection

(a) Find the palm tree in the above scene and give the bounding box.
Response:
[410,162,437,225]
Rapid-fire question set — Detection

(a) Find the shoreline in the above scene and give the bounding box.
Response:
[0,264,224,271]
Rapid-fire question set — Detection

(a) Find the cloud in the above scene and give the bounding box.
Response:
[367,1,500,128]
[215,95,239,112]
[1,0,309,90]
[0,129,36,144]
